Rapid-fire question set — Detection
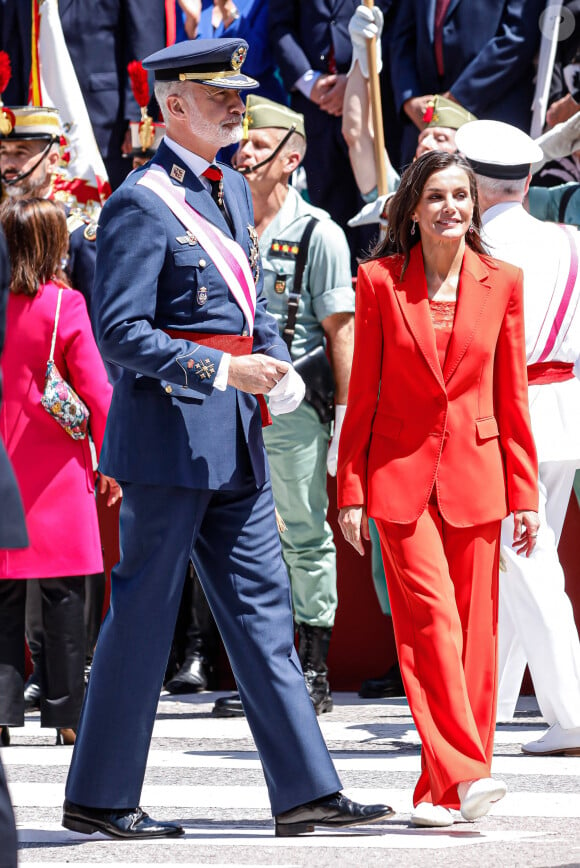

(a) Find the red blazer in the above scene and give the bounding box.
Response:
[337,244,539,527]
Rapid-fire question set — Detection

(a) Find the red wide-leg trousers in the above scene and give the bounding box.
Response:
[375,503,501,808]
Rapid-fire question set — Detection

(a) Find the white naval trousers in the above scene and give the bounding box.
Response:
[497,461,580,727]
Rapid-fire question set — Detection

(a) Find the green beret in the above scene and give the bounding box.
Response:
[422,95,477,131]
[243,95,305,140]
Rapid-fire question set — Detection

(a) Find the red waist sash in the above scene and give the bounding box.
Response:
[163,329,271,426]
[527,361,575,385]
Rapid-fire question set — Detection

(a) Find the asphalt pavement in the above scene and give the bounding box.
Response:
[3,691,580,867]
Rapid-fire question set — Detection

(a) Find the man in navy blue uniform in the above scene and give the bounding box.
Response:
[61,38,393,840]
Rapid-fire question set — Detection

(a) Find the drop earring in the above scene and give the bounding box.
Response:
[410,219,417,236]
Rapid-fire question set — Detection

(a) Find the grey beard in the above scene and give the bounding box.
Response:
[189,115,243,150]
[3,171,51,199]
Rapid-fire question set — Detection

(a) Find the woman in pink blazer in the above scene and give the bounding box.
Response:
[0,199,119,746]
[338,152,540,827]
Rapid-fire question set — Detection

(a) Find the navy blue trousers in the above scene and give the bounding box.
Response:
[65,479,341,815]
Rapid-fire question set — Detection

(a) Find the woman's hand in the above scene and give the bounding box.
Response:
[338,505,369,556]
[98,473,123,507]
[512,509,540,557]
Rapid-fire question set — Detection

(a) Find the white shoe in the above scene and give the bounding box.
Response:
[522,723,580,756]
[458,778,507,821]
[410,802,454,827]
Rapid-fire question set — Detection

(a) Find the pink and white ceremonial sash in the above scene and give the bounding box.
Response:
[138,165,257,335]
[529,225,580,365]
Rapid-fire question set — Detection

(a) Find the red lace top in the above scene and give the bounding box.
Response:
[429,299,456,369]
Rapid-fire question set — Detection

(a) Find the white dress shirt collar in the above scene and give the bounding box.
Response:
[164,135,214,190]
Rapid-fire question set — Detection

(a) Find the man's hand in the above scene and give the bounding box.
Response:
[403,95,435,130]
[98,473,123,507]
[311,74,347,116]
[546,93,580,129]
[177,0,202,38]
[338,505,369,556]
[227,354,290,394]
[512,509,540,558]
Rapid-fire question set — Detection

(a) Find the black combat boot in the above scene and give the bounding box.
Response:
[297,624,334,715]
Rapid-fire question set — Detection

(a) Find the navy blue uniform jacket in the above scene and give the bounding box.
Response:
[389,0,544,131]
[94,140,291,492]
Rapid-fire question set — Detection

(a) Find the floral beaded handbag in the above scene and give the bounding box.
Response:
[41,288,89,440]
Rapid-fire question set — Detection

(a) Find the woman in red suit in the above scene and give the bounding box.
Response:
[0,199,120,747]
[337,151,540,827]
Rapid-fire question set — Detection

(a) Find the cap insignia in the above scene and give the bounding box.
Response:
[0,107,15,136]
[231,45,246,71]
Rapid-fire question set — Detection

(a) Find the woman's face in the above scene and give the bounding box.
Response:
[411,166,474,246]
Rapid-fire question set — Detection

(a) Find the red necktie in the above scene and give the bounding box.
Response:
[434,0,452,77]
[202,165,224,208]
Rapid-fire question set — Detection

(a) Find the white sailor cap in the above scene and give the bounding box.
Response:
[455,120,544,180]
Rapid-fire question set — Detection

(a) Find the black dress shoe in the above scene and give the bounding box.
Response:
[275,792,394,837]
[165,654,207,694]
[212,692,245,717]
[62,800,184,839]
[358,664,405,699]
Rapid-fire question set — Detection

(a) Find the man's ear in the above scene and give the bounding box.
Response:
[283,150,301,177]
[46,146,61,173]
[164,93,188,121]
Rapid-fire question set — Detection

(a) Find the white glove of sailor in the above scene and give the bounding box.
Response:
[348,193,393,228]
[348,4,383,79]
[533,112,580,173]
[267,366,306,416]
[327,404,346,477]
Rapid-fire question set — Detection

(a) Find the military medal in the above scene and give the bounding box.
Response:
[274,275,287,294]
[270,239,300,259]
[83,222,97,242]
[196,286,208,305]
[248,224,260,283]
[176,231,198,246]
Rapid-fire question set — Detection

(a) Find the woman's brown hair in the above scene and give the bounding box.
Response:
[369,151,487,276]
[0,197,69,296]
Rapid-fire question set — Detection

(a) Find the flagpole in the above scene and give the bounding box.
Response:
[362,0,387,196]
[530,1,562,137]
[30,0,42,106]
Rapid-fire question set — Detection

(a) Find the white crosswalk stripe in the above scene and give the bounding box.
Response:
[3,693,580,867]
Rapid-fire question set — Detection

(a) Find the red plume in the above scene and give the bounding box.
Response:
[0,51,12,96]
[127,60,150,108]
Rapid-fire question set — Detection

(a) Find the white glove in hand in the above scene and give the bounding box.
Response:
[347,4,383,79]
[348,193,392,228]
[534,111,580,173]
[267,366,305,416]
[327,404,346,477]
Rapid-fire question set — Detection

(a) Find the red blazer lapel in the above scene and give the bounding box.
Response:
[393,244,444,389]
[443,247,492,383]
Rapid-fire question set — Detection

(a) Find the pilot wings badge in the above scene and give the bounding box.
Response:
[248,224,260,284]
